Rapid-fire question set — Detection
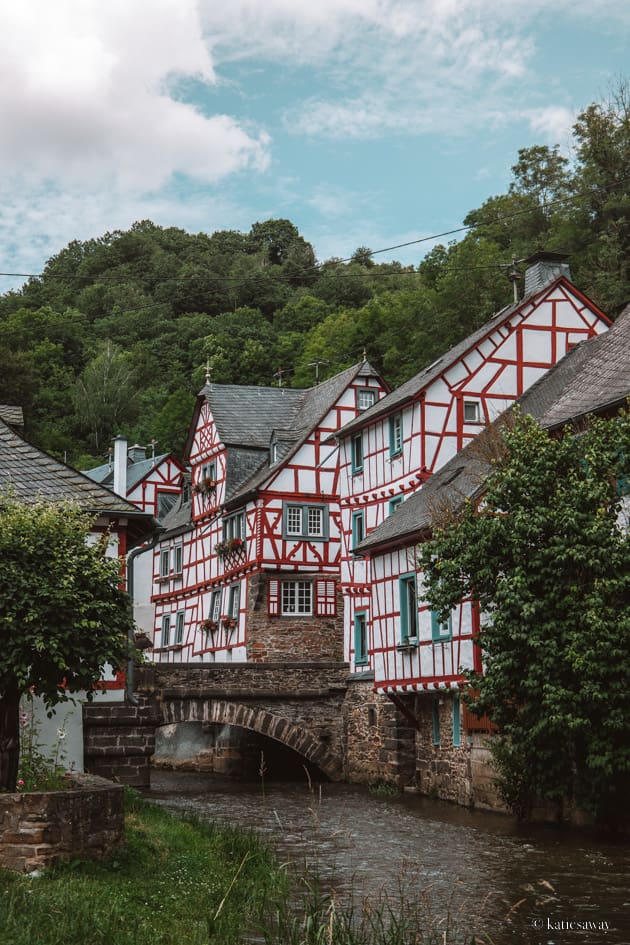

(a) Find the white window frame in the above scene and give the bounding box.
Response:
[175,610,185,645]
[281,580,313,616]
[161,614,171,646]
[357,388,376,411]
[173,543,183,575]
[463,399,481,424]
[159,547,170,579]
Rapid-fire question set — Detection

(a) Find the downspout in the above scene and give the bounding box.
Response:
[125,530,164,705]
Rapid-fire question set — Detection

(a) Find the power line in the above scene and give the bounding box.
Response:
[1,172,629,293]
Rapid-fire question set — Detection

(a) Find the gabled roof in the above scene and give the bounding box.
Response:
[224,361,379,507]
[334,276,608,440]
[84,452,179,491]
[200,385,304,449]
[355,306,628,555]
[0,420,157,546]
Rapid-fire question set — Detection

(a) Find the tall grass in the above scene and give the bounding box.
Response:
[0,789,488,945]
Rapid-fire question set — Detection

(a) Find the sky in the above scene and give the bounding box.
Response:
[1,0,629,294]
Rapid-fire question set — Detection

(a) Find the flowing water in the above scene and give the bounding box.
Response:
[150,770,630,945]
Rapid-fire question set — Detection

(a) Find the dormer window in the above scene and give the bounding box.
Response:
[270,440,280,465]
[357,388,376,411]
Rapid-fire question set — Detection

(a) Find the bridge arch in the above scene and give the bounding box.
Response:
[160,698,343,782]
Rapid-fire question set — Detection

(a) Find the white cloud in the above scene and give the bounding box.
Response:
[524,106,577,146]
[0,1,269,190]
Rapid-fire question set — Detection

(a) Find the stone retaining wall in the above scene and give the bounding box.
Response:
[83,700,161,789]
[0,774,124,873]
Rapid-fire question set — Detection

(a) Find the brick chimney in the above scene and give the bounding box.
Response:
[523,250,571,297]
[112,435,128,497]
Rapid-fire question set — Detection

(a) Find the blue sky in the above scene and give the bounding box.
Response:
[1,1,629,293]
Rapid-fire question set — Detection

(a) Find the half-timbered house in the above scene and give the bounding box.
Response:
[332,253,610,676]
[349,303,629,805]
[151,360,387,664]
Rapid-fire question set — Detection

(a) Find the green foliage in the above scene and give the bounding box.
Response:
[16,698,71,792]
[1,82,629,463]
[420,410,630,821]
[0,495,133,709]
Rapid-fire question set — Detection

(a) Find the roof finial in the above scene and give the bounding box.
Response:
[362,348,367,363]
[204,360,211,385]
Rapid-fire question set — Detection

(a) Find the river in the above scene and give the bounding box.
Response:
[150,770,630,945]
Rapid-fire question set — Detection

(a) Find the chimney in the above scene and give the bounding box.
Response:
[128,443,147,464]
[113,435,128,497]
[523,250,571,297]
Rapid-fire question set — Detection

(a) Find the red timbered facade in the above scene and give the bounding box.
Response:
[151,361,387,663]
[334,256,610,677]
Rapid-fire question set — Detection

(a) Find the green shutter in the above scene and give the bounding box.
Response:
[452,693,461,747]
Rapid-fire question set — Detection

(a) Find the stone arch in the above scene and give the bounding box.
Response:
[161,698,342,781]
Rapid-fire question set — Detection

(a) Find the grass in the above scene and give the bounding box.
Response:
[0,789,487,945]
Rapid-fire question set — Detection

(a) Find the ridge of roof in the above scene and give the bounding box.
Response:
[355,310,626,555]
[0,419,157,543]
[334,276,587,440]
[225,361,372,506]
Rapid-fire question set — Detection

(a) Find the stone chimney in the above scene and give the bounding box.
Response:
[112,435,128,497]
[523,250,571,297]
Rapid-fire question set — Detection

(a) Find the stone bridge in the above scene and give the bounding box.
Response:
[134,662,349,781]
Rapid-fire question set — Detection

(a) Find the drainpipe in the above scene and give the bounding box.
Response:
[125,530,164,705]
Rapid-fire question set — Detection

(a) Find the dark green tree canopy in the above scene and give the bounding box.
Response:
[420,410,630,821]
[0,496,136,790]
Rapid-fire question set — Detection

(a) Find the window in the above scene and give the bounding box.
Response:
[201,460,216,481]
[431,610,452,642]
[432,698,441,746]
[281,581,313,615]
[463,400,481,424]
[389,496,404,515]
[161,614,171,647]
[354,611,368,665]
[357,388,376,411]
[228,583,241,620]
[399,573,418,643]
[352,510,365,549]
[224,510,245,541]
[159,548,170,579]
[209,589,222,623]
[389,413,403,457]
[351,433,364,474]
[282,503,328,541]
[452,693,461,747]
[175,610,185,645]
[173,544,183,575]
[268,578,335,616]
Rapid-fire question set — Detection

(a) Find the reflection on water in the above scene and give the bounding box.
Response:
[150,770,630,945]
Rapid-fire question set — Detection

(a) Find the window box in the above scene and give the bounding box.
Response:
[215,537,245,558]
[222,616,237,631]
[193,477,217,497]
[199,619,218,634]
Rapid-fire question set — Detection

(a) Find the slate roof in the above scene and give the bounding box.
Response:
[0,405,24,427]
[224,361,378,507]
[0,419,157,546]
[202,384,304,449]
[84,452,174,491]
[355,308,629,554]
[334,275,604,440]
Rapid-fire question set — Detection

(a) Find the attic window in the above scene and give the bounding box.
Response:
[463,400,481,424]
[356,388,376,411]
[270,440,280,464]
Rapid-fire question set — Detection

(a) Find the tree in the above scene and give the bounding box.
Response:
[0,496,135,791]
[419,410,630,821]
[75,341,138,449]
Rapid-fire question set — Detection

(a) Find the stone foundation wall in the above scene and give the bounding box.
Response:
[0,774,124,873]
[413,695,473,806]
[343,678,415,787]
[246,572,344,662]
[83,700,161,789]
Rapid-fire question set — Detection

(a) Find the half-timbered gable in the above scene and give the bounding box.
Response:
[357,303,629,696]
[334,255,610,672]
[151,361,388,665]
[84,441,184,521]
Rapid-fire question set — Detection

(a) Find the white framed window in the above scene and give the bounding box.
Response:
[281,581,313,615]
[161,614,171,646]
[463,400,481,424]
[173,544,183,575]
[389,413,403,456]
[175,610,185,645]
[224,511,245,541]
[357,388,376,411]
[283,503,328,541]
[209,589,222,622]
[228,583,241,619]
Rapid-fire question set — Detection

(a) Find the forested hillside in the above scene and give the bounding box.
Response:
[1,86,628,467]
